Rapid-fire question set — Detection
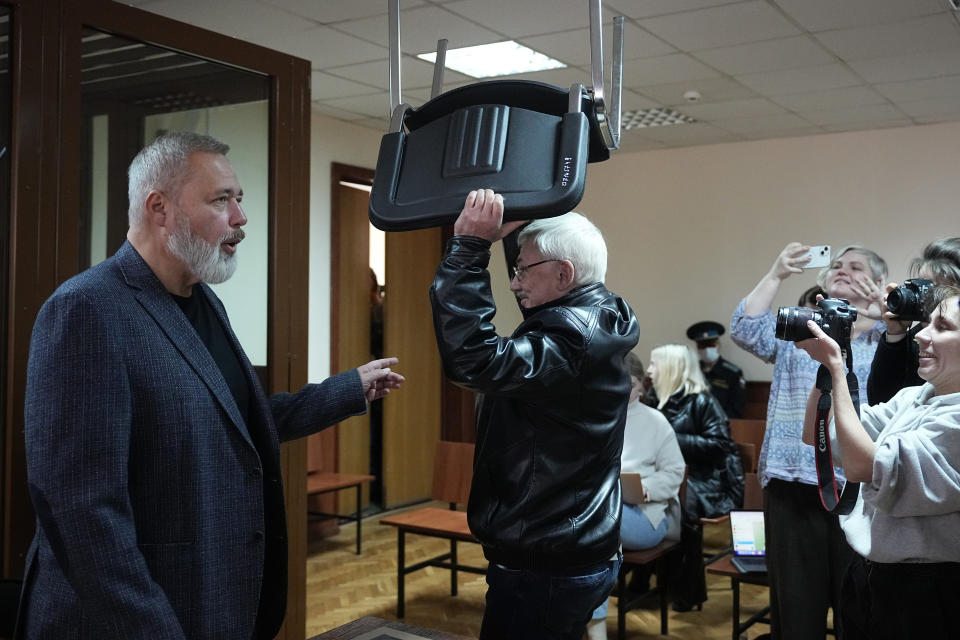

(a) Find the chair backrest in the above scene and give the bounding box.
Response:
[743,472,763,510]
[432,440,475,507]
[736,441,757,474]
[730,419,766,457]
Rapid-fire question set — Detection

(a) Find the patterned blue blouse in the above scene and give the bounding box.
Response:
[730,299,885,487]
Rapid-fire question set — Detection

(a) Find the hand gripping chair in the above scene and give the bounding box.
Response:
[369,0,625,231]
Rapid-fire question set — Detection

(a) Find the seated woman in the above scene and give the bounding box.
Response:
[797,284,960,640]
[649,344,744,520]
[585,352,685,640]
[648,344,744,611]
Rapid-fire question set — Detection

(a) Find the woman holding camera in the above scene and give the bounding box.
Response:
[730,242,887,640]
[868,237,960,403]
[646,344,743,612]
[796,284,960,640]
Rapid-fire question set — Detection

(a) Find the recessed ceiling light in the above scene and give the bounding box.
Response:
[418,41,566,79]
[621,107,696,129]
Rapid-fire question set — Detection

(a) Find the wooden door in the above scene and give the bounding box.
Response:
[382,228,444,507]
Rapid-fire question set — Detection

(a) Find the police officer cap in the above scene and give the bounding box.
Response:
[686,321,725,343]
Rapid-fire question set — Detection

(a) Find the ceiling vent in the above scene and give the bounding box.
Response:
[621,107,696,130]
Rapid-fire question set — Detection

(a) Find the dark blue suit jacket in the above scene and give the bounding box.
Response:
[17,242,366,639]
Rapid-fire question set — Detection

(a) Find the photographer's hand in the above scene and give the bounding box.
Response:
[795,320,846,376]
[879,282,911,342]
[744,242,810,315]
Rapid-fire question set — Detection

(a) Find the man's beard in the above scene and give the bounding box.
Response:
[167,212,244,285]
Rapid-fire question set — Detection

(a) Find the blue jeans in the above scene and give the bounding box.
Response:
[479,554,622,640]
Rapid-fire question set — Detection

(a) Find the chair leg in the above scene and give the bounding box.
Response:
[355,484,363,555]
[617,568,627,640]
[657,558,669,636]
[450,539,458,596]
[397,530,406,618]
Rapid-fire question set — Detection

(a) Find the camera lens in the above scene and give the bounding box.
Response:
[886,287,915,315]
[775,306,818,342]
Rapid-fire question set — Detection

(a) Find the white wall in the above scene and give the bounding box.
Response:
[305,116,960,384]
[575,121,960,382]
[306,113,384,381]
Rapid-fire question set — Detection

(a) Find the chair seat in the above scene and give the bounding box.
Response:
[380,507,476,542]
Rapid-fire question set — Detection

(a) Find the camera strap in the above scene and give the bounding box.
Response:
[812,350,861,514]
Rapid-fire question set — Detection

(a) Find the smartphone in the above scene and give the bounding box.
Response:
[801,245,831,269]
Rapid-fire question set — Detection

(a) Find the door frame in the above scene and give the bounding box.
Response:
[2,1,311,637]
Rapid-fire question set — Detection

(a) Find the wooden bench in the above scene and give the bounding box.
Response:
[306,471,375,554]
[379,441,484,618]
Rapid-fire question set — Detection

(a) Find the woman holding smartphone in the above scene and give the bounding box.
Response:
[730,242,887,640]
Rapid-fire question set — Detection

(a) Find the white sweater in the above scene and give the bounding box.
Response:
[620,400,686,540]
[839,383,960,563]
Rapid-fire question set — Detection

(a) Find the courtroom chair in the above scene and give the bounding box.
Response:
[730,419,766,459]
[736,441,758,474]
[613,469,687,640]
[379,440,484,618]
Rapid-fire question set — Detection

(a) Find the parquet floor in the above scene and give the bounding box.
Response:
[306,502,772,640]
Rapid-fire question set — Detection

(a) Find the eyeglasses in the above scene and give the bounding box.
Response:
[513,259,561,281]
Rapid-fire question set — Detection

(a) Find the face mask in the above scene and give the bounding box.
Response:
[698,347,719,364]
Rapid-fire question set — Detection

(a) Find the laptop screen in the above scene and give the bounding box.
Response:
[730,510,766,557]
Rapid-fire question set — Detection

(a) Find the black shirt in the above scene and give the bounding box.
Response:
[172,288,251,435]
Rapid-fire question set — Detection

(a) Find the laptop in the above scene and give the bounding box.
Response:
[729,509,767,573]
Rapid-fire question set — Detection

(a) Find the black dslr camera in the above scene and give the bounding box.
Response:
[886,277,934,322]
[775,298,858,343]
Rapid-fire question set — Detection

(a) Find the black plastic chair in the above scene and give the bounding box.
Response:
[370,0,624,231]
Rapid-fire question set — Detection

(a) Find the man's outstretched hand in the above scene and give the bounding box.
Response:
[453,188,527,242]
[357,357,405,403]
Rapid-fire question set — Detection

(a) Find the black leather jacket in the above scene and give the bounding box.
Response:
[660,391,744,519]
[430,236,639,570]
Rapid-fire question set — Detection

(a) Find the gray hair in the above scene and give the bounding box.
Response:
[517,212,607,287]
[912,237,960,287]
[127,131,230,226]
[816,244,888,291]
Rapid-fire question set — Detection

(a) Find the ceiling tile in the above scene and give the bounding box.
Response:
[518,23,676,69]
[334,5,502,56]
[821,120,912,133]
[322,93,394,119]
[605,0,746,20]
[638,0,800,51]
[326,56,472,93]
[875,74,960,102]
[897,97,960,119]
[311,71,382,99]
[614,135,667,152]
[262,0,424,24]
[621,53,721,87]
[738,63,863,96]
[693,36,835,75]
[771,86,888,112]
[444,0,591,38]
[814,14,960,62]
[771,0,945,32]
[741,126,824,140]
[680,98,787,120]
[311,102,367,121]
[848,50,960,84]
[279,27,387,69]
[634,121,740,144]
[635,76,758,106]
[800,103,906,126]
[714,112,814,133]
[136,0,315,42]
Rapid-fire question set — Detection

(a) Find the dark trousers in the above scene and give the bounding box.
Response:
[765,479,854,640]
[479,554,620,640]
[841,555,960,640]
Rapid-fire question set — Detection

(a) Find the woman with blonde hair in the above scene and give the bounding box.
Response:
[646,344,744,611]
